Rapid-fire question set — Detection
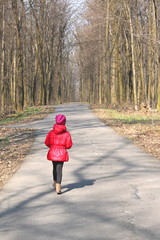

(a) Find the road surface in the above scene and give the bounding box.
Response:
[1,103,160,240]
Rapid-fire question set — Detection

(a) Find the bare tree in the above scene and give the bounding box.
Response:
[0,0,74,113]
[75,0,160,110]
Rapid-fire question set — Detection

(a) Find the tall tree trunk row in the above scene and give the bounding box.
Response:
[0,0,75,113]
[76,0,160,110]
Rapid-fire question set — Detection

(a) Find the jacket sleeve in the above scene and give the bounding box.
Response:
[66,133,73,149]
[44,131,51,148]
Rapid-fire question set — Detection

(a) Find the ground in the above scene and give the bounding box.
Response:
[0,106,54,189]
[0,127,35,189]
[0,104,160,190]
[93,107,160,160]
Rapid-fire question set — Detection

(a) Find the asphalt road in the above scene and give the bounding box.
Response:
[1,103,160,240]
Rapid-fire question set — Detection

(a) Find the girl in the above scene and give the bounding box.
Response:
[45,114,73,194]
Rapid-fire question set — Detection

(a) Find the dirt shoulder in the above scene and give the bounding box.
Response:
[0,105,54,189]
[93,107,160,160]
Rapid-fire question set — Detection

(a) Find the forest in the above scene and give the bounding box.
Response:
[0,0,160,113]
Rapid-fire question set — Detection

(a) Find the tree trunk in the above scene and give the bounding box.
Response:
[11,0,24,112]
[127,4,138,110]
[1,2,5,112]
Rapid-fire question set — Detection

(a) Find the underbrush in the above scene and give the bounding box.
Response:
[92,106,160,160]
[0,105,54,125]
[99,108,160,125]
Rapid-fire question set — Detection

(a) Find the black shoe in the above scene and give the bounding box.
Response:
[57,191,61,195]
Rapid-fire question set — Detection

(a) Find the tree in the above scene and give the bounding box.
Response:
[0,0,75,113]
[75,0,160,110]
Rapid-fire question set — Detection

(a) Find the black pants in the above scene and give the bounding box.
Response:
[52,161,64,184]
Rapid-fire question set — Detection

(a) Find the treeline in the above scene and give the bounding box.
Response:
[0,0,75,113]
[76,0,160,110]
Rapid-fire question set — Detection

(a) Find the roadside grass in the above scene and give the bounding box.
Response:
[101,109,160,125]
[0,105,54,125]
[0,137,9,145]
[92,106,160,160]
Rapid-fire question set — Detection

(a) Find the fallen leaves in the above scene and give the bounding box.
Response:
[94,108,160,160]
[0,105,54,190]
[0,127,35,189]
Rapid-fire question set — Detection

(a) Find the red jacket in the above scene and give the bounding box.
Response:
[44,124,73,162]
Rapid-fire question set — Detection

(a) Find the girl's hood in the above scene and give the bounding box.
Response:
[53,124,66,134]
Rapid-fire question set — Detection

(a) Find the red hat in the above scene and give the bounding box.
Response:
[55,114,66,125]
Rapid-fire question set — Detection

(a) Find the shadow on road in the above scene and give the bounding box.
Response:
[62,179,96,194]
[1,103,160,240]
